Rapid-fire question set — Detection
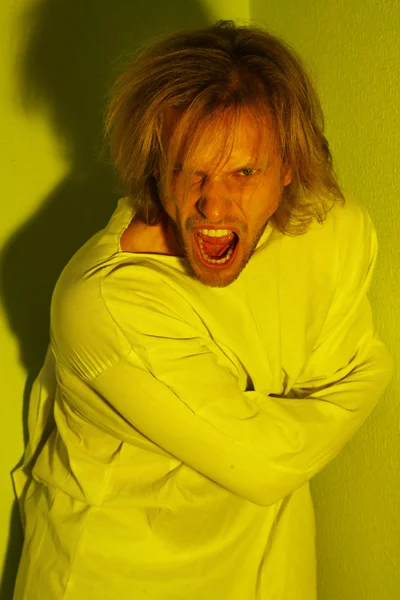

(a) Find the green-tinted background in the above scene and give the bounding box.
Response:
[250,1,399,598]
[1,1,398,598]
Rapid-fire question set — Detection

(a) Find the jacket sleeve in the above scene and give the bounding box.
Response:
[80,208,393,507]
[53,199,393,508]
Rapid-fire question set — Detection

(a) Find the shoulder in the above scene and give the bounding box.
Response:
[325,192,374,237]
[287,192,376,264]
[325,193,377,272]
[301,192,378,308]
[50,243,132,381]
[275,191,377,322]
[50,241,193,381]
[317,192,377,285]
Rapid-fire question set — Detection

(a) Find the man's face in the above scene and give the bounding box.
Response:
[157,108,292,288]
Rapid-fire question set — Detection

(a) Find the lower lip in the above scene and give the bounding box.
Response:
[193,233,240,270]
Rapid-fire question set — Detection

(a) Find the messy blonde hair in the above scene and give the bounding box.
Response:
[104,20,345,235]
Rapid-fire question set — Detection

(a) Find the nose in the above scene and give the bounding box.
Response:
[196,178,234,223]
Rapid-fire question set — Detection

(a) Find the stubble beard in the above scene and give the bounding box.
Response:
[167,213,272,288]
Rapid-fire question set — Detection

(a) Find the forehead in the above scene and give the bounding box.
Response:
[163,106,278,168]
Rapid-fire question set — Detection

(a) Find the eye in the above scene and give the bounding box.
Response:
[237,168,257,178]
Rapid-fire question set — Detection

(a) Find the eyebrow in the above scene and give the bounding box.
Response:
[176,162,266,176]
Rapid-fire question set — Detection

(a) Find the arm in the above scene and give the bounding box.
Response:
[54,201,394,507]
[88,307,392,507]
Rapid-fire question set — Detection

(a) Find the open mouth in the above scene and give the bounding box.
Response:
[194,232,239,269]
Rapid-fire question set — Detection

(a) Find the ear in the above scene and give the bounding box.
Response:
[281,161,292,187]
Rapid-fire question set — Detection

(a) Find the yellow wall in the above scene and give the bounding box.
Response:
[251,0,399,598]
[0,1,249,597]
[1,0,398,598]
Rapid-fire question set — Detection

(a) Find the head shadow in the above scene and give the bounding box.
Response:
[0,1,210,598]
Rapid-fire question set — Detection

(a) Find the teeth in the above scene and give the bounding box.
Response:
[199,229,232,237]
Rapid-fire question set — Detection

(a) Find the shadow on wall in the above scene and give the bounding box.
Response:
[0,1,210,597]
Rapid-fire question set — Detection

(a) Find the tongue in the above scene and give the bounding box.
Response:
[202,240,231,257]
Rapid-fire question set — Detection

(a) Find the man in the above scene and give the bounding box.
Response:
[13,20,393,600]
